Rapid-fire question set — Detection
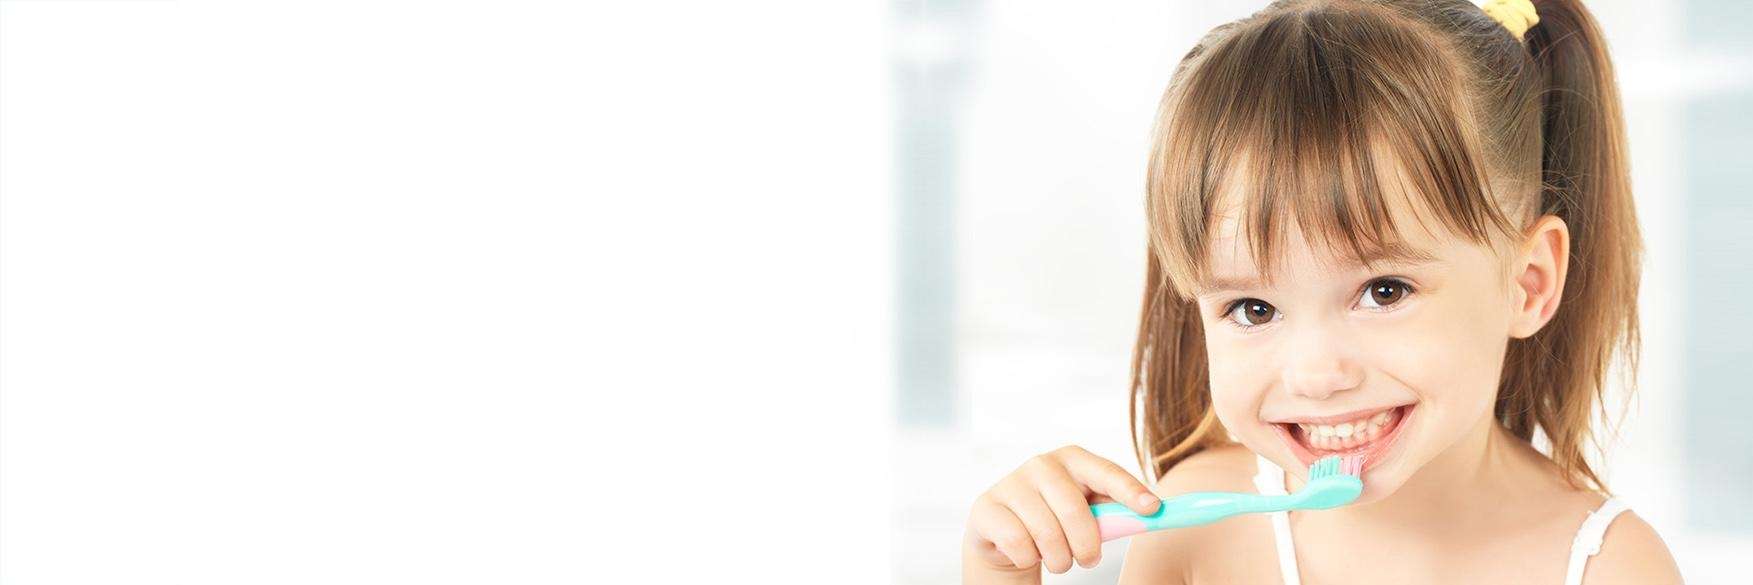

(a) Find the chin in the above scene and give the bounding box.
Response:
[1348,462,1411,504]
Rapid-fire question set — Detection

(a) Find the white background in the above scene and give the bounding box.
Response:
[3,1,893,583]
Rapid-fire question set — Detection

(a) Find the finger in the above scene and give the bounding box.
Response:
[1006,490,1075,574]
[1038,473,1103,568]
[1059,449,1161,515]
[971,497,1039,569]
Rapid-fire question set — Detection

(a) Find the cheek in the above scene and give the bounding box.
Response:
[1207,384,1251,427]
[1380,289,1511,427]
[1204,352,1272,439]
[1203,323,1275,393]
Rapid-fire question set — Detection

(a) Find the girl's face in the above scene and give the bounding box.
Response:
[1193,202,1520,503]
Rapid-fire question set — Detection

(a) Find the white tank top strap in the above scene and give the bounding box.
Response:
[1252,453,1289,495]
[1254,454,1302,585]
[1562,497,1631,585]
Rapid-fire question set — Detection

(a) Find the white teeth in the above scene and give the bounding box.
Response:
[1295,407,1400,450]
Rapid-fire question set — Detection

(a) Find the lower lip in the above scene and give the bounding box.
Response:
[1273,404,1415,474]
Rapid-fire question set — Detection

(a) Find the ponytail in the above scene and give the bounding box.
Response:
[1494,0,1642,492]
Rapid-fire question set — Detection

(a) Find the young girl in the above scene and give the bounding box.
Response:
[962,0,1684,583]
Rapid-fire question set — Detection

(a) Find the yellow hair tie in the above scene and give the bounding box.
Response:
[1481,0,1540,41]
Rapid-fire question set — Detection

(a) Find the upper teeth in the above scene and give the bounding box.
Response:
[1297,409,1395,449]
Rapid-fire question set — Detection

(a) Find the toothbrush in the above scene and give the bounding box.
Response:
[1090,455,1363,541]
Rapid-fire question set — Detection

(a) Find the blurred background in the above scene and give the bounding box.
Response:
[891,0,1753,583]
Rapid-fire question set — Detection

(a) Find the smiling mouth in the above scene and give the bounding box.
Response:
[1272,404,1414,472]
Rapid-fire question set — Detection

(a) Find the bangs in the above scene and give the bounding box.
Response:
[1146,3,1518,297]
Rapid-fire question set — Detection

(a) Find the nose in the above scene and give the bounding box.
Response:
[1279,324,1363,400]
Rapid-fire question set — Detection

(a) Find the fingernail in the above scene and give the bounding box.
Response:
[1136,493,1160,510]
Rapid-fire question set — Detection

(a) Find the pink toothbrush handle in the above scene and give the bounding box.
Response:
[1095,515,1149,541]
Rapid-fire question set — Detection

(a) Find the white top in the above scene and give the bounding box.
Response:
[1252,454,1628,585]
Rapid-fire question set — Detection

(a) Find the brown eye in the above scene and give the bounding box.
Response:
[1225,299,1278,328]
[1360,278,1412,309]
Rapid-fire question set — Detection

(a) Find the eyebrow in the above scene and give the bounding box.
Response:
[1194,245,1442,296]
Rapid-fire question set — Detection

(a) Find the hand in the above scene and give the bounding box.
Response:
[962,445,1162,576]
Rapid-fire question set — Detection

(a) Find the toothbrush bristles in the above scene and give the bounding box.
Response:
[1310,455,1365,477]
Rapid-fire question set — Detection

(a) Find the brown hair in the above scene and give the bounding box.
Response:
[1128,0,1641,492]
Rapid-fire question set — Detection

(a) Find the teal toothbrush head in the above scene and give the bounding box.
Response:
[1293,455,1365,509]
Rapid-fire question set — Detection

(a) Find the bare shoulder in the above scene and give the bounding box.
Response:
[1582,510,1684,585]
[1148,442,1262,494]
[1117,443,1274,585]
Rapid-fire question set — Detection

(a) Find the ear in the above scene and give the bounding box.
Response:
[1508,214,1570,339]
